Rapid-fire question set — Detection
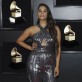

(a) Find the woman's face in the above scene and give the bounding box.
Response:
[37,6,48,20]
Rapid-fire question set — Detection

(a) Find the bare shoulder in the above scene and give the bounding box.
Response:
[23,25,36,33]
[23,25,37,36]
[55,25,61,33]
[55,25,61,36]
[25,25,36,31]
[55,25,61,31]
[55,26,61,43]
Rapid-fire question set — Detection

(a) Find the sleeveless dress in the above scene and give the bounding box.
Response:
[27,24,56,82]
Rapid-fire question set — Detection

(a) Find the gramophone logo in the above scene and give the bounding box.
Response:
[9,1,26,24]
[11,47,22,63]
[64,25,75,41]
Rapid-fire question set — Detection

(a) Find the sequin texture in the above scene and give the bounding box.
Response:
[27,24,56,82]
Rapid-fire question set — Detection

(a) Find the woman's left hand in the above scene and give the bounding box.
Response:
[54,66,60,77]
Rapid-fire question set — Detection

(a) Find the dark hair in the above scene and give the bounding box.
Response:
[37,3,58,53]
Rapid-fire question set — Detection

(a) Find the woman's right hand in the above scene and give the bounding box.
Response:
[31,42,38,51]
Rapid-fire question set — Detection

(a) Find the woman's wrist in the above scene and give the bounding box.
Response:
[55,65,60,68]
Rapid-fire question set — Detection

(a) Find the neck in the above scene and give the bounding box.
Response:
[39,20,47,28]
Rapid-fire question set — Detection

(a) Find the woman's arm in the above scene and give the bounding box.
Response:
[16,26,33,51]
[56,26,61,68]
[54,26,61,77]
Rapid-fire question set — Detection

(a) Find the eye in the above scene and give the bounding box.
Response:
[44,10,47,12]
[38,10,47,13]
[38,10,41,12]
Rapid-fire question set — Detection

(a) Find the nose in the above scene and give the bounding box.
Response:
[41,11,45,14]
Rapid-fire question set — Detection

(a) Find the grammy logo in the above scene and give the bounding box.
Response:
[11,47,22,63]
[9,1,26,24]
[64,25,75,41]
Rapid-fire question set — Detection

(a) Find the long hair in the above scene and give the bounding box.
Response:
[37,3,58,53]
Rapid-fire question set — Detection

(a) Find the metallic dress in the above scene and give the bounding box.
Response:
[27,24,57,82]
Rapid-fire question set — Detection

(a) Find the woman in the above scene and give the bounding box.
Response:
[16,3,61,82]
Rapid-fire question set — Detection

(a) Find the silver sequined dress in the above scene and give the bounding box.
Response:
[27,24,56,82]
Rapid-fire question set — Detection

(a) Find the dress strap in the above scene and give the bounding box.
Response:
[37,24,48,32]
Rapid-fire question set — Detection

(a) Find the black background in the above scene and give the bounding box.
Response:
[2,0,32,30]
[56,20,82,51]
[56,0,82,6]
[0,42,32,74]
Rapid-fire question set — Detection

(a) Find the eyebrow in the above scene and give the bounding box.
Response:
[39,8,47,11]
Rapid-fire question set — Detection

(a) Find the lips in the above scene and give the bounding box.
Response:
[40,15,45,17]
